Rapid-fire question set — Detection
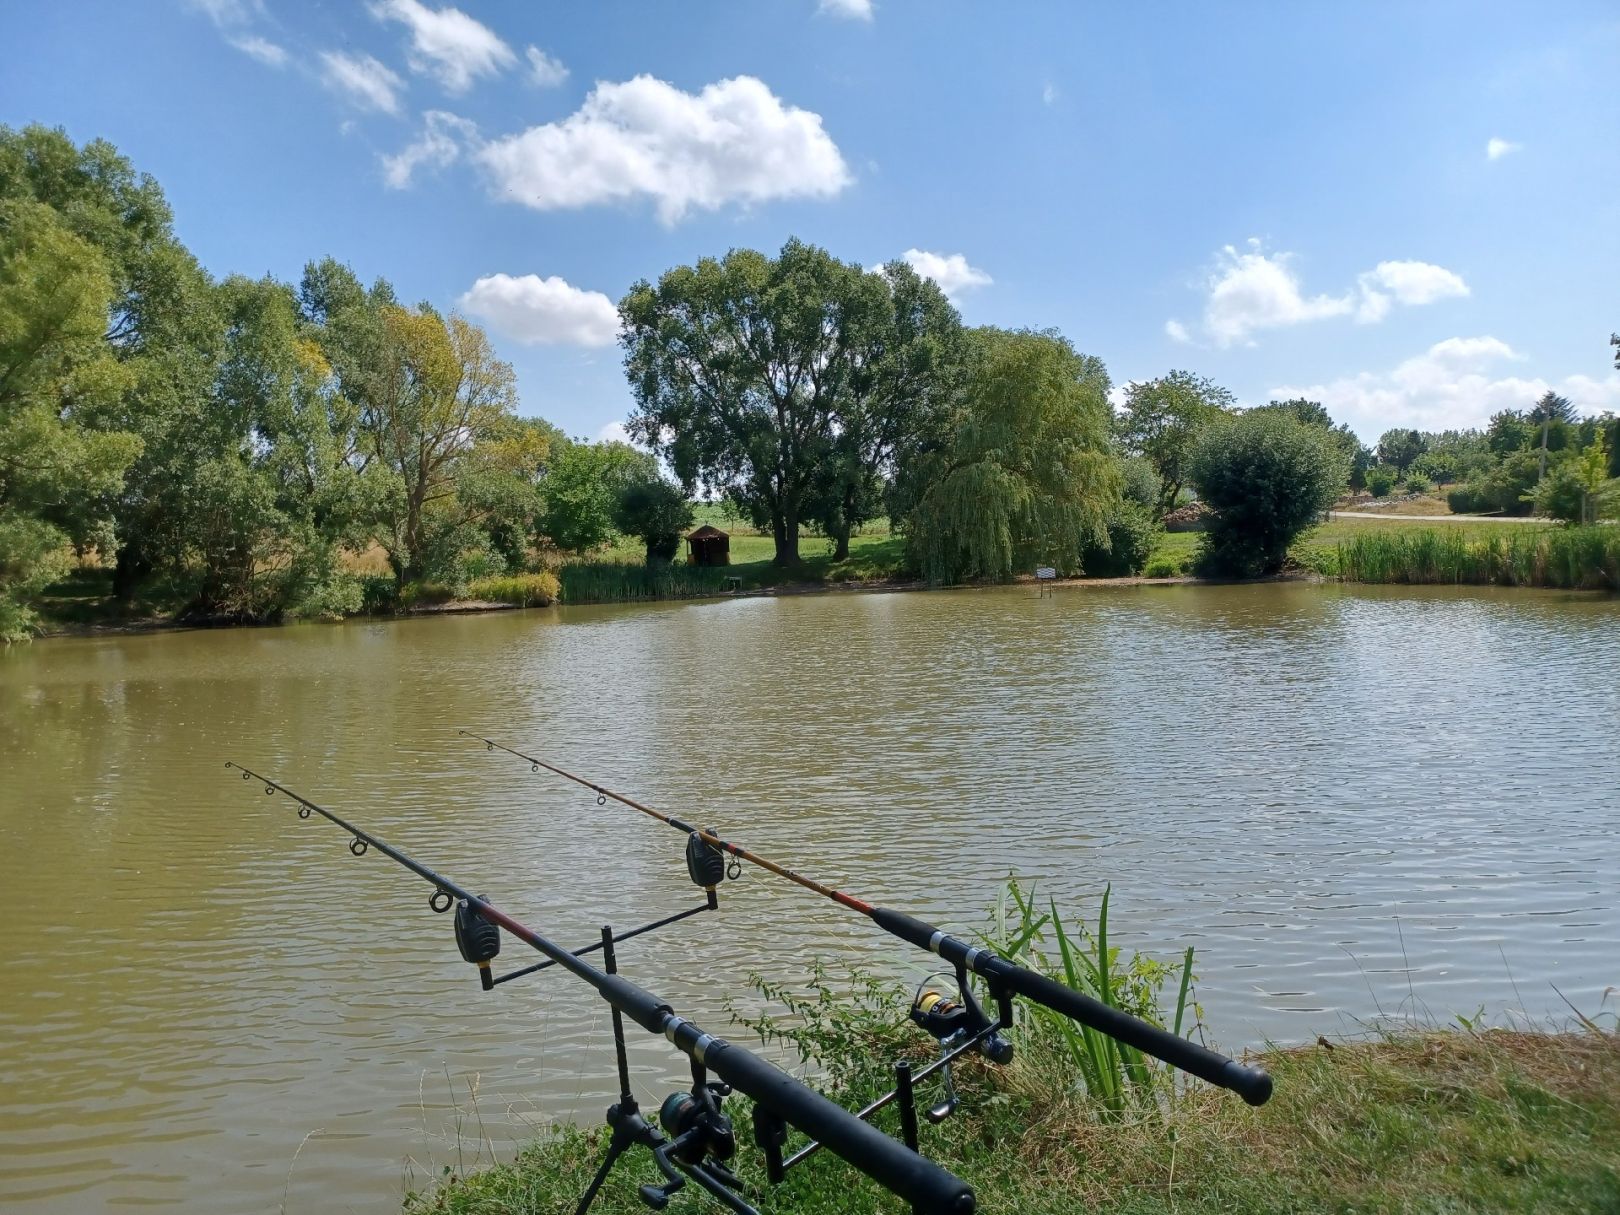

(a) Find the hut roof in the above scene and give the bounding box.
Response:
[686,524,729,539]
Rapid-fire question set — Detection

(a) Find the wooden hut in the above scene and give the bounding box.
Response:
[685,524,730,567]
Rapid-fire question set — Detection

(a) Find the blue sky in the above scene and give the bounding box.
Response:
[4,0,1617,443]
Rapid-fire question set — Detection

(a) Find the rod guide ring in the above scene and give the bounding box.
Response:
[349,836,368,857]
[298,806,311,819]
[429,889,453,913]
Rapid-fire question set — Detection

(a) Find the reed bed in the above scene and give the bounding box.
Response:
[556,562,737,604]
[1336,525,1620,590]
[463,572,560,607]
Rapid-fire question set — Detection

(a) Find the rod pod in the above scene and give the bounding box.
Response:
[226,762,975,1215]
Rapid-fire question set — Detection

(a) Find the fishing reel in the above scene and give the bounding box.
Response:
[909,974,1014,1123]
[635,1081,743,1210]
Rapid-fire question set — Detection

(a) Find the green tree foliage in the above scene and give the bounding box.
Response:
[1116,370,1234,516]
[0,200,141,638]
[1365,466,1397,497]
[1189,410,1349,577]
[1,124,222,604]
[906,328,1119,584]
[1528,390,1575,425]
[1375,428,1427,474]
[541,440,657,554]
[620,239,963,565]
[1486,409,1536,456]
[613,477,694,564]
[1537,430,1617,524]
[1254,398,1367,491]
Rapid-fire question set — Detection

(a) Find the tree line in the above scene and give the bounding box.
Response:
[0,126,685,640]
[4,125,1616,639]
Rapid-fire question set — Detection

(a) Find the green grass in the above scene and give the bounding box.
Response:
[409,884,1620,1215]
[463,572,560,606]
[572,513,912,604]
[410,1031,1620,1215]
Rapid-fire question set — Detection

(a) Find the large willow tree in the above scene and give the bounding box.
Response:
[905,328,1120,584]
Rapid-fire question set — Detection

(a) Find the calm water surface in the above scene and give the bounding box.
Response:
[2,583,1617,1212]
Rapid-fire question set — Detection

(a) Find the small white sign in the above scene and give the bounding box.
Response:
[1035,566,1056,580]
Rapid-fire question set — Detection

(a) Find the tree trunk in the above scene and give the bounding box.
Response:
[775,501,801,565]
[832,524,851,561]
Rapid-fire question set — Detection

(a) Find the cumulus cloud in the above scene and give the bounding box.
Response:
[1270,336,1620,441]
[475,75,850,224]
[320,51,405,113]
[818,0,874,20]
[382,111,478,188]
[1203,243,1353,346]
[369,0,515,93]
[1187,240,1469,347]
[597,421,633,445]
[1486,137,1521,161]
[1041,82,1058,106]
[526,45,568,88]
[458,273,621,347]
[1353,260,1470,323]
[895,249,991,300]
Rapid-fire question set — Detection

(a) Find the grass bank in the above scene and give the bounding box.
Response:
[411,1029,1619,1215]
[407,882,1618,1214]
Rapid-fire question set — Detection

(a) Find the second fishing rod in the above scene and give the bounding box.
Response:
[461,731,1274,1108]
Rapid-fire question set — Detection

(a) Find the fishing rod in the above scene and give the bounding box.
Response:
[461,732,1275,1111]
[225,762,974,1215]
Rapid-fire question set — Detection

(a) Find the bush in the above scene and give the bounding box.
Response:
[1189,411,1349,577]
[1403,473,1432,494]
[357,574,400,615]
[1143,555,1188,578]
[464,571,560,606]
[1533,462,1589,524]
[1447,484,1482,514]
[1365,466,1397,497]
[612,478,694,565]
[1080,500,1161,576]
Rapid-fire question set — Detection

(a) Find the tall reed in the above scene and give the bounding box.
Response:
[557,561,738,603]
[983,879,1197,1119]
[1337,525,1619,590]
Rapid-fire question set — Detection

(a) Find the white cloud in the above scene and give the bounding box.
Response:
[475,75,850,224]
[1486,137,1521,161]
[1187,240,1469,347]
[525,45,568,88]
[1353,260,1470,323]
[895,249,991,300]
[818,0,874,20]
[188,0,285,66]
[319,51,405,114]
[1041,82,1058,106]
[229,34,286,66]
[459,273,621,347]
[369,0,515,93]
[382,111,478,188]
[1271,336,1620,441]
[597,421,633,445]
[1164,319,1190,344]
[1203,242,1353,346]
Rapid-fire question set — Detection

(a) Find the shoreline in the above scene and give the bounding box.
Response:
[28,564,1618,643]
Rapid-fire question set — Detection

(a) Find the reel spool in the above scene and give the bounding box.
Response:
[910,989,969,1040]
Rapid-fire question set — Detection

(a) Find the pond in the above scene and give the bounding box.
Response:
[2,582,1616,1211]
